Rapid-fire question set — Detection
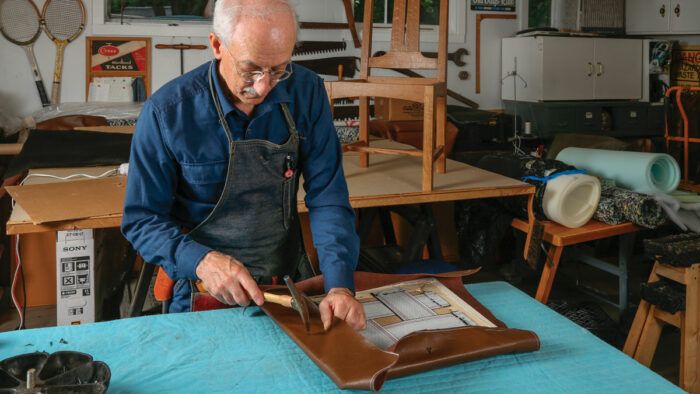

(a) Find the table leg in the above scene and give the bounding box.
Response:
[535,245,564,304]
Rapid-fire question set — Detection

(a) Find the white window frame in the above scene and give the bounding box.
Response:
[92,0,466,43]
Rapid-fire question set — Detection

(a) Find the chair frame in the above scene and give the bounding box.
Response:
[325,0,449,192]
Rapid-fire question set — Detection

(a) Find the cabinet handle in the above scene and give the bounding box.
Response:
[675,4,680,17]
[660,4,666,17]
[587,62,594,76]
[596,62,604,76]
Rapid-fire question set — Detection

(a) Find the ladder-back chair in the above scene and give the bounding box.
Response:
[325,0,449,192]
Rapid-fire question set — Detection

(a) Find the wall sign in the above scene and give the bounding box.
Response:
[470,0,516,12]
[672,45,700,87]
[85,36,151,98]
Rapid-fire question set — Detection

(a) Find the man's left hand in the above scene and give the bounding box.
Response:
[319,288,366,331]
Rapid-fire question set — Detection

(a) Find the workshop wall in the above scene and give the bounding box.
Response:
[0,0,520,118]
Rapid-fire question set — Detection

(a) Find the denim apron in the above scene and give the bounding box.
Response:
[169,61,313,312]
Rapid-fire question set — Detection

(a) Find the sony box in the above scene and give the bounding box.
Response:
[56,230,95,326]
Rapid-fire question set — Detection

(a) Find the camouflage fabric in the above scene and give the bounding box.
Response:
[644,233,700,267]
[593,183,666,228]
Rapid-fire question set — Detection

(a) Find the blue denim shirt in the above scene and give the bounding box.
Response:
[121,60,359,292]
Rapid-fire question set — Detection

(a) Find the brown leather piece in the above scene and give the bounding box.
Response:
[35,115,109,130]
[192,270,540,391]
[369,119,459,157]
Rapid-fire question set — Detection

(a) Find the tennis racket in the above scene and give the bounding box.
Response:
[42,0,86,105]
[0,0,50,107]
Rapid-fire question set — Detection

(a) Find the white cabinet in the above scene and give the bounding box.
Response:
[501,36,642,102]
[626,0,700,34]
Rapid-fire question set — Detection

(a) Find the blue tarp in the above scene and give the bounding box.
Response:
[0,282,681,393]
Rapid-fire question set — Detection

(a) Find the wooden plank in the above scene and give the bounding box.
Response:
[634,305,665,367]
[680,265,699,392]
[656,264,688,284]
[624,263,662,356]
[654,309,682,328]
[511,218,639,247]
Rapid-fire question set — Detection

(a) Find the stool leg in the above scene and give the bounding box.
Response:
[634,305,665,367]
[624,262,661,356]
[680,265,699,392]
[535,245,563,304]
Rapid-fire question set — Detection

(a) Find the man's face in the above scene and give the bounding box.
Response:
[210,12,297,107]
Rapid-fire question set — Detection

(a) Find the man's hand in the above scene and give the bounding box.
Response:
[195,251,264,307]
[319,288,366,331]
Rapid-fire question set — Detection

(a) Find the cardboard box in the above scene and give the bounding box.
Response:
[374,98,424,121]
[56,230,95,326]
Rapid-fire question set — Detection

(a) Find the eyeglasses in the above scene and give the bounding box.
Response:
[223,46,293,84]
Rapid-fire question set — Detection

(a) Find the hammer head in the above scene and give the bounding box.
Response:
[283,276,318,333]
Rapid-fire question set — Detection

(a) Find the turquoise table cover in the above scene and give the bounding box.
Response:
[0,282,681,393]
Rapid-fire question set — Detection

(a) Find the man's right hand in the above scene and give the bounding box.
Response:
[195,251,264,307]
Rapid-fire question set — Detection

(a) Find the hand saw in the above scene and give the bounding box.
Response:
[295,57,358,78]
[294,41,347,56]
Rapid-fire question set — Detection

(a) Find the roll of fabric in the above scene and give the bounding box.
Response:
[593,185,666,228]
[556,148,680,194]
[476,154,600,228]
[542,174,601,228]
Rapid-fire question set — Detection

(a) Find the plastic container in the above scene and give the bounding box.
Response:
[542,174,601,228]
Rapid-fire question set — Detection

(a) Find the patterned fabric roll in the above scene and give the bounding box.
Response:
[594,184,666,228]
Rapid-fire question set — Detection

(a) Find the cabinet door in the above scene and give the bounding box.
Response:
[626,0,670,34]
[594,39,642,100]
[670,0,700,33]
[541,37,595,101]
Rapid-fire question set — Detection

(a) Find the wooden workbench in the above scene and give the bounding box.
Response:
[6,140,534,307]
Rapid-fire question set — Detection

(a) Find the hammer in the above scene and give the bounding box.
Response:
[196,275,317,333]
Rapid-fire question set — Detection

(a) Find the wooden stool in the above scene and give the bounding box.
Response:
[623,261,700,392]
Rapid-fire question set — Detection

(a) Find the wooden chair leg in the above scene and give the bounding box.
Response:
[680,265,700,392]
[359,96,370,168]
[421,87,436,192]
[436,95,447,173]
[634,305,665,367]
[534,245,564,304]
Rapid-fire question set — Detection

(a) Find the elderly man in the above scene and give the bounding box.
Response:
[122,0,365,330]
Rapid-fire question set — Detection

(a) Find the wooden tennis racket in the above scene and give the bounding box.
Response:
[0,0,50,107]
[42,0,86,104]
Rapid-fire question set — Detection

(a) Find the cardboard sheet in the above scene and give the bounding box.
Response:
[6,176,127,224]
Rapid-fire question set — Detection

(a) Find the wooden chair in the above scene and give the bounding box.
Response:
[324,0,449,192]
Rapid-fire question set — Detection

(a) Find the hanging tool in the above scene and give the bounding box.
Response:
[294,41,347,56]
[373,51,479,109]
[422,48,469,67]
[155,43,208,76]
[295,57,358,78]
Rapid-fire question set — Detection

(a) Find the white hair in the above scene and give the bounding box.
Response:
[213,0,298,46]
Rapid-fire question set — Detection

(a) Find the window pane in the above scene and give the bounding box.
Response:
[528,0,551,28]
[354,0,441,25]
[109,0,213,20]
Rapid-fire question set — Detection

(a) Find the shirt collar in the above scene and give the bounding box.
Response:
[210,59,292,118]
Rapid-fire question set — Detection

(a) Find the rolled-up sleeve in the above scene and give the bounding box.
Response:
[121,101,211,280]
[302,79,359,292]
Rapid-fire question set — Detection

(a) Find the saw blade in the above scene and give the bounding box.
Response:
[293,41,347,56]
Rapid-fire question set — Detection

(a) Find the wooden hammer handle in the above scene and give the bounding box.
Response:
[155,44,208,50]
[264,292,293,308]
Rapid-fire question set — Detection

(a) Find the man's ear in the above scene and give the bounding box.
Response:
[209,33,224,60]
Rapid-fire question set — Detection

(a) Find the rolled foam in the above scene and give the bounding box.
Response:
[556,148,680,194]
[542,174,601,228]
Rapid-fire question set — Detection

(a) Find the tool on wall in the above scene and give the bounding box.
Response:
[0,0,51,107]
[422,48,469,67]
[299,0,360,48]
[293,40,347,56]
[42,0,87,105]
[155,42,208,76]
[295,57,358,78]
